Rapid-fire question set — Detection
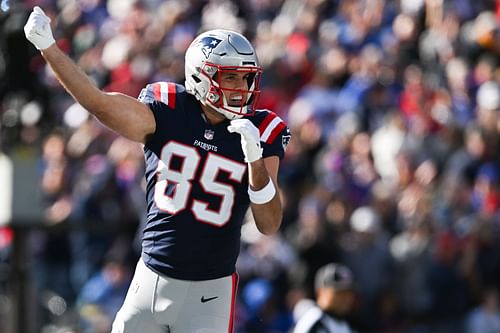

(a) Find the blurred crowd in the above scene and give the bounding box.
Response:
[1,0,500,332]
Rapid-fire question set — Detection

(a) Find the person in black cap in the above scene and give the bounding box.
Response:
[293,263,357,333]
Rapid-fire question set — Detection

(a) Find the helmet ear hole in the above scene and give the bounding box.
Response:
[208,92,220,103]
[191,75,202,83]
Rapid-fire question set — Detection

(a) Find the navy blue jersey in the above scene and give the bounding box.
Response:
[138,82,290,280]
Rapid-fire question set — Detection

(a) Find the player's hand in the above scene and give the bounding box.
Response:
[227,119,263,163]
[24,6,55,50]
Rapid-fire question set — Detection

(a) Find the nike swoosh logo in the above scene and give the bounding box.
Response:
[201,296,218,303]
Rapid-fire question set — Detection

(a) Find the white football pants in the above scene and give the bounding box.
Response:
[111,258,238,333]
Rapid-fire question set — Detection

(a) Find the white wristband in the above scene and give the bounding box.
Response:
[248,178,276,204]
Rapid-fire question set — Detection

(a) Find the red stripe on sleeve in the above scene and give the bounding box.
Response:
[153,83,162,101]
[167,82,176,109]
[258,113,277,135]
[266,122,286,144]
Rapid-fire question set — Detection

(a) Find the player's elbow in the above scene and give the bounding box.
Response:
[255,213,282,235]
[257,223,280,235]
[252,195,283,235]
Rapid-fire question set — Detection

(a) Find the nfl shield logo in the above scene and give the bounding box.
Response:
[204,129,215,140]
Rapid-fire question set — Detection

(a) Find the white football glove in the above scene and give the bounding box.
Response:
[24,6,55,50]
[227,119,263,163]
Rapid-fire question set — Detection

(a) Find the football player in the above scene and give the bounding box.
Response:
[24,6,290,333]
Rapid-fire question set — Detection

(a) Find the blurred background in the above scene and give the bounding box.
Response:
[0,0,499,332]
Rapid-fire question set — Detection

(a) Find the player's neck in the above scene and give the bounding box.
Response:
[201,104,227,125]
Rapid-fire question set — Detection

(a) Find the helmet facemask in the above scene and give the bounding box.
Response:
[202,63,262,119]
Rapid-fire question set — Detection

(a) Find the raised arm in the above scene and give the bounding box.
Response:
[24,6,155,143]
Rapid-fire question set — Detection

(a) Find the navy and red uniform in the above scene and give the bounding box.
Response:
[138,81,290,281]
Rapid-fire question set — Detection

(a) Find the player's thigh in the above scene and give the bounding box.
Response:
[174,273,238,333]
[111,258,167,333]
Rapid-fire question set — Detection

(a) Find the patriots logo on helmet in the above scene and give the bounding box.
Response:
[198,36,222,59]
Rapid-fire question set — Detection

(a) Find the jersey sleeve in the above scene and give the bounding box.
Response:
[257,111,291,160]
[138,81,177,108]
[138,82,178,147]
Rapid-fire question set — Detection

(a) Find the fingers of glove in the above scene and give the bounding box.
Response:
[33,6,50,21]
[24,22,36,39]
[227,125,238,133]
[26,19,45,33]
[230,119,248,127]
[25,13,48,35]
[227,119,246,133]
[25,21,45,40]
[228,119,259,139]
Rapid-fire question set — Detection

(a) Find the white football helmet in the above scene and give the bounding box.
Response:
[185,29,262,119]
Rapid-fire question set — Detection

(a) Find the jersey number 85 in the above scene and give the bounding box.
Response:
[154,141,246,227]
